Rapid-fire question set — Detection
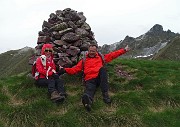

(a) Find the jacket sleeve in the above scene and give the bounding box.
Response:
[36,58,46,76]
[65,60,83,75]
[51,60,56,72]
[104,48,126,63]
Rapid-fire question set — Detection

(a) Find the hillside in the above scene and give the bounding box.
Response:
[153,36,180,60]
[0,59,179,127]
[0,47,34,78]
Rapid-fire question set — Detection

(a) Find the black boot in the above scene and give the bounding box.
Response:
[82,94,92,112]
[51,91,65,103]
[60,92,68,98]
[103,92,112,104]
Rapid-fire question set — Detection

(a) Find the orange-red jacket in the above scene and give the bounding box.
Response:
[36,44,56,79]
[65,48,126,81]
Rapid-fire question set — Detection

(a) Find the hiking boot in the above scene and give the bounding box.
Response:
[103,92,112,104]
[82,94,92,112]
[54,92,67,103]
[103,98,112,104]
[50,91,64,103]
[60,92,68,98]
[55,95,65,103]
[51,91,61,100]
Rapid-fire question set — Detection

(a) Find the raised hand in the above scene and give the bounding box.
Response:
[124,45,130,52]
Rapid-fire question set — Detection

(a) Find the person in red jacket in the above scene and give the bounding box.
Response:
[35,43,66,103]
[58,44,130,111]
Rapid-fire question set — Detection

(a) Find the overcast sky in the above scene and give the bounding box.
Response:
[0,0,180,53]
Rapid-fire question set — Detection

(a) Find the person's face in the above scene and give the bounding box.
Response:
[44,48,53,57]
[88,46,97,58]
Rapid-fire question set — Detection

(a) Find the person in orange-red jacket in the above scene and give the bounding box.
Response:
[35,43,66,103]
[58,44,130,111]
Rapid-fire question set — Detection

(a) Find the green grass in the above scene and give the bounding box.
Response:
[153,36,180,61]
[0,59,179,127]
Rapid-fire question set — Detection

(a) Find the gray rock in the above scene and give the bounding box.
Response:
[32,8,98,67]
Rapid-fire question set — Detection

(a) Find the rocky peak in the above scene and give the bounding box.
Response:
[123,36,135,43]
[148,24,163,34]
[99,24,179,60]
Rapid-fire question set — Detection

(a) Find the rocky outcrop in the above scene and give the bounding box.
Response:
[29,8,97,67]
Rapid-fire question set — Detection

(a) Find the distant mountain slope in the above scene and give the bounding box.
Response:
[99,24,180,60]
[0,47,34,78]
[153,36,180,60]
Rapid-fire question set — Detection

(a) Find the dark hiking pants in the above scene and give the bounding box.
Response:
[83,67,109,101]
[36,78,65,94]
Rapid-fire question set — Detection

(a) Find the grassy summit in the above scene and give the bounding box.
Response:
[0,59,179,127]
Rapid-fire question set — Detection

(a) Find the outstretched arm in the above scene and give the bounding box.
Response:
[58,60,83,75]
[104,45,130,63]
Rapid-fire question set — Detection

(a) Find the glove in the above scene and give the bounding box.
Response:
[58,68,66,75]
[52,73,59,79]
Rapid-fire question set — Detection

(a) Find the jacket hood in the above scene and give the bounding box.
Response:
[41,43,53,56]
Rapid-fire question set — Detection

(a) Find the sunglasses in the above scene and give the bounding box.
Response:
[44,49,53,52]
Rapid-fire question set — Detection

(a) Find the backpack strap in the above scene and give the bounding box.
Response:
[98,52,106,66]
[32,59,39,80]
[82,51,87,85]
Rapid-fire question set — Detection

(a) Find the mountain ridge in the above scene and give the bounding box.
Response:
[0,47,34,78]
[99,24,180,60]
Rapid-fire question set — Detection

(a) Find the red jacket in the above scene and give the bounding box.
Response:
[36,44,56,79]
[65,48,126,81]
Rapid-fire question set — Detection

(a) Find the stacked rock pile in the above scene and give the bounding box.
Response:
[29,8,97,68]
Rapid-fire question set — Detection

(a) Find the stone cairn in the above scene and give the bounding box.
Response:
[29,8,97,69]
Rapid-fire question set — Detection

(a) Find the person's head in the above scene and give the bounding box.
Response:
[88,44,98,58]
[41,43,53,58]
